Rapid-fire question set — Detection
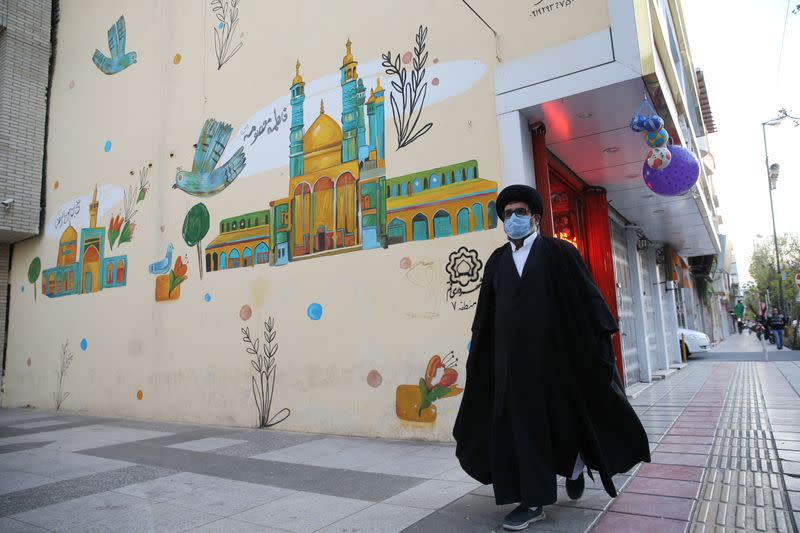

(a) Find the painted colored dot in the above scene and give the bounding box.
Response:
[307,303,323,321]
[160,225,165,233]
[367,370,383,388]
[21,285,25,293]
[68,80,75,89]
[433,57,439,64]
[26,357,31,367]
[400,257,412,269]
[432,77,440,86]
[239,304,252,321]
[402,51,413,64]
[54,180,59,190]
[173,53,182,65]
[204,293,212,302]
[218,21,225,29]
[80,338,88,351]
[136,390,143,400]
[104,140,112,152]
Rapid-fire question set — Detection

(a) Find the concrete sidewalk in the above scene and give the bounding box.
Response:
[1,360,800,532]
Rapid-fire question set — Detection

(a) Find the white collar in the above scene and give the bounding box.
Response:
[510,231,537,252]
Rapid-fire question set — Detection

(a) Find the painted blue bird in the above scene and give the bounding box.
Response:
[148,242,174,275]
[92,16,137,75]
[173,119,246,197]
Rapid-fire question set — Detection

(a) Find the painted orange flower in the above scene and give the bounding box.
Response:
[173,256,187,278]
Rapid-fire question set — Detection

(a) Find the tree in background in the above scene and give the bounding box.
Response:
[749,233,800,315]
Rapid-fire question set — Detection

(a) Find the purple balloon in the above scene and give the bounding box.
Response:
[642,145,699,196]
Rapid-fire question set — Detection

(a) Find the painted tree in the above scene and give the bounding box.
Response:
[182,203,210,279]
[27,257,41,301]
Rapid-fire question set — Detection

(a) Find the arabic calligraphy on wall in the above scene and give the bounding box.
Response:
[445,246,483,311]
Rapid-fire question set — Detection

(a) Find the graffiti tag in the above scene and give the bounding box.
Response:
[531,0,576,17]
[445,246,483,310]
[241,107,289,146]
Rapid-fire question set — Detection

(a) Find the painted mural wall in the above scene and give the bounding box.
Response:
[5,0,610,441]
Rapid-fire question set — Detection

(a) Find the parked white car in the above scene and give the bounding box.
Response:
[677,328,710,357]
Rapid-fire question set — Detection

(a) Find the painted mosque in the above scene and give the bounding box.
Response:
[42,186,128,297]
[204,40,497,273]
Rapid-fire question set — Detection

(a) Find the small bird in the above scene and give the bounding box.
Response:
[173,119,246,197]
[92,16,137,75]
[148,242,174,275]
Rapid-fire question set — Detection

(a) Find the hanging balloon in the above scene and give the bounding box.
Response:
[642,145,699,196]
[643,115,665,132]
[645,128,669,147]
[646,146,672,170]
[630,115,648,132]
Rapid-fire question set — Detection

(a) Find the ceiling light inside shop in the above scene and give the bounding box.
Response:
[603,147,620,153]
[577,112,593,120]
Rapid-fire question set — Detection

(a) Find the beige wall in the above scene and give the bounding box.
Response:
[5,0,610,441]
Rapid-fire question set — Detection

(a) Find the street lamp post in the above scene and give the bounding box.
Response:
[761,115,786,313]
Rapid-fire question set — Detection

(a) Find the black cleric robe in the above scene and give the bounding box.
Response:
[453,235,650,507]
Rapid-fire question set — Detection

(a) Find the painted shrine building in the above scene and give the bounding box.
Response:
[42,186,128,297]
[204,210,271,272]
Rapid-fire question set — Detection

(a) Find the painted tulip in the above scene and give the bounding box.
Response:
[425,355,442,388]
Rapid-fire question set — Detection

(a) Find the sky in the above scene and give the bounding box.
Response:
[682,0,799,284]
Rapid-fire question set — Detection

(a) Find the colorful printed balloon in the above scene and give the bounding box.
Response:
[642,145,699,196]
[645,128,669,148]
[646,146,672,170]
[643,115,664,132]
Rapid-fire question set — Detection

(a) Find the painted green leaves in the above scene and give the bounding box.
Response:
[28,257,41,300]
[167,256,188,296]
[417,378,454,417]
[183,203,210,279]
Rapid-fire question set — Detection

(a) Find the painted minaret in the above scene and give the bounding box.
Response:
[356,78,368,161]
[289,60,305,178]
[366,78,386,166]
[89,184,99,228]
[340,38,358,163]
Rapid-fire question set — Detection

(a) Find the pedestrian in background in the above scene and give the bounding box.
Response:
[768,308,787,350]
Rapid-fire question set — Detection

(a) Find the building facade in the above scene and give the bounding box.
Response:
[3,0,725,440]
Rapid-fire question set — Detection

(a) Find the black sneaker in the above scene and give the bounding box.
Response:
[502,504,545,531]
[566,472,585,500]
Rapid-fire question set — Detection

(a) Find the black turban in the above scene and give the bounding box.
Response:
[496,184,544,221]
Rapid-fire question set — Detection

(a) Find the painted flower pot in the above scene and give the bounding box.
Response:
[396,384,438,423]
[155,274,180,301]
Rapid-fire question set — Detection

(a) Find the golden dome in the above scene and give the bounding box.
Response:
[303,100,342,154]
[292,60,303,86]
[342,38,353,65]
[60,225,77,244]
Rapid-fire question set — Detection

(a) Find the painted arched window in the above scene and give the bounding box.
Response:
[467,166,475,180]
[232,221,238,230]
[412,179,423,194]
[472,203,484,231]
[220,252,227,270]
[387,218,407,245]
[488,201,498,229]
[433,210,452,238]
[412,213,428,241]
[229,248,240,268]
[48,273,54,294]
[212,252,218,271]
[457,208,470,234]
[391,184,398,197]
[430,174,441,189]
[104,263,112,285]
[243,247,253,267]
[401,182,408,196]
[68,270,74,290]
[205,253,212,272]
[56,272,62,292]
[240,219,246,229]
[456,169,463,182]
[116,260,125,284]
[255,242,269,264]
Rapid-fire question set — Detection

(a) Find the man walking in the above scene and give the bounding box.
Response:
[453,184,650,530]
[735,300,745,334]
[768,307,787,350]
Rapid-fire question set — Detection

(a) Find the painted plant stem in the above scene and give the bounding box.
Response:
[211,0,243,70]
[54,340,74,410]
[382,25,433,149]
[242,317,290,428]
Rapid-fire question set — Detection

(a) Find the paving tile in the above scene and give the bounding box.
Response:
[637,463,704,482]
[774,432,800,442]
[318,503,432,532]
[783,475,800,492]
[166,438,247,452]
[610,492,694,521]
[188,517,294,532]
[625,477,701,499]
[383,479,478,509]
[666,428,716,437]
[232,491,371,532]
[660,435,715,445]
[9,420,72,430]
[782,461,800,476]
[170,478,295,516]
[554,487,612,511]
[0,470,58,495]
[433,493,515,527]
[788,490,800,509]
[651,452,708,467]
[0,449,135,481]
[775,440,800,451]
[655,443,711,454]
[82,502,219,532]
[10,490,151,532]
[777,449,800,462]
[592,511,687,533]
[0,517,51,532]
